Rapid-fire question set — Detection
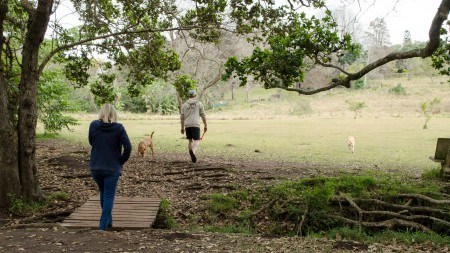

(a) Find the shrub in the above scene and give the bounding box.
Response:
[48,191,69,201]
[141,81,179,115]
[153,198,177,229]
[347,101,367,119]
[332,175,377,197]
[7,194,47,215]
[352,79,365,89]
[208,194,238,214]
[421,97,441,129]
[389,83,406,95]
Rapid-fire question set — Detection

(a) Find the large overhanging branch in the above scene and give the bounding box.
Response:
[285,0,450,95]
[314,54,353,76]
[199,67,223,98]
[38,25,203,75]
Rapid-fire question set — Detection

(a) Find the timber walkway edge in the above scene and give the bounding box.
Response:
[61,196,160,230]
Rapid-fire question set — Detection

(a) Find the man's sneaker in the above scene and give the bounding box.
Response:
[189,150,197,163]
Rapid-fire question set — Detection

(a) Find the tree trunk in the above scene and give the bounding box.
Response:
[0,56,21,207]
[17,0,53,201]
[0,96,20,207]
[0,0,21,208]
[0,99,20,208]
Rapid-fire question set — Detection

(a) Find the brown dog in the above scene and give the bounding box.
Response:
[138,131,155,158]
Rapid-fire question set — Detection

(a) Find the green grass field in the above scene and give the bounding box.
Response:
[46,76,449,175]
[51,116,447,174]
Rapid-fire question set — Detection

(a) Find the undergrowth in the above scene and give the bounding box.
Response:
[7,194,47,216]
[7,191,72,216]
[318,227,450,246]
[193,172,449,245]
[153,198,177,229]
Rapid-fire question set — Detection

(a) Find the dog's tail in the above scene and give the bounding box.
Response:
[150,131,155,138]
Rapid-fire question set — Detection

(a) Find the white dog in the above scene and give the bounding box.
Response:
[348,136,355,153]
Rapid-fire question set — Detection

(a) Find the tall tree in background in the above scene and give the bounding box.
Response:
[363,17,391,79]
[396,30,413,72]
[171,31,251,107]
[403,30,412,46]
[0,0,449,208]
[364,17,391,47]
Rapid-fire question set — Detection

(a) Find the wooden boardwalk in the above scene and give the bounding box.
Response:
[61,196,160,229]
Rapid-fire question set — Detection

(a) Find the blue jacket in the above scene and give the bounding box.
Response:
[88,120,132,173]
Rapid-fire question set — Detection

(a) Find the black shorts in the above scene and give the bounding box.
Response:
[185,127,201,140]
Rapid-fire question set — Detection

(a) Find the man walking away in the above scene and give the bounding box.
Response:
[180,90,207,163]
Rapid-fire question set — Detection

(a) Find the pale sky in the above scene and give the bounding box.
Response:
[52,0,446,45]
[336,0,445,44]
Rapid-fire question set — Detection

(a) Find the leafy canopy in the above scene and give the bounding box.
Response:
[222,4,361,90]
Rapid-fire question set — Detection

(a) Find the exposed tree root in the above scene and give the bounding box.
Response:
[331,216,433,233]
[194,167,229,172]
[330,197,450,219]
[331,195,449,233]
[182,183,203,191]
[296,207,308,236]
[163,170,194,175]
[208,184,236,190]
[201,173,228,178]
[258,176,278,180]
[398,193,450,205]
[163,167,228,176]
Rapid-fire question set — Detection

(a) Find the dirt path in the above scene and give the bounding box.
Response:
[0,139,447,252]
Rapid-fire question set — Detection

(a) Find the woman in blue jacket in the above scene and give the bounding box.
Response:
[89,103,132,230]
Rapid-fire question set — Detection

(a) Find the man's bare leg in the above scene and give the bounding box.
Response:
[188,139,197,163]
[192,140,200,154]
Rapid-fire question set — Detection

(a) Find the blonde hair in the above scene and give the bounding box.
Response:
[98,103,118,123]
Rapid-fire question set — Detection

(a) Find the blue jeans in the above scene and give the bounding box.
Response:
[90,170,121,230]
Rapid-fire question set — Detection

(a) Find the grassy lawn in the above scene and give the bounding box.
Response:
[50,115,447,175]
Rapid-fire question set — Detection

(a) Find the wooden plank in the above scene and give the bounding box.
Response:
[82,203,160,207]
[61,223,153,229]
[85,199,160,203]
[75,206,158,210]
[63,223,152,226]
[84,201,159,206]
[65,219,154,223]
[66,214,157,220]
[89,196,159,202]
[65,215,155,222]
[62,222,152,227]
[61,196,160,230]
[81,202,160,207]
[81,203,159,206]
[64,220,154,224]
[67,210,158,215]
[72,210,157,215]
[62,220,153,225]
